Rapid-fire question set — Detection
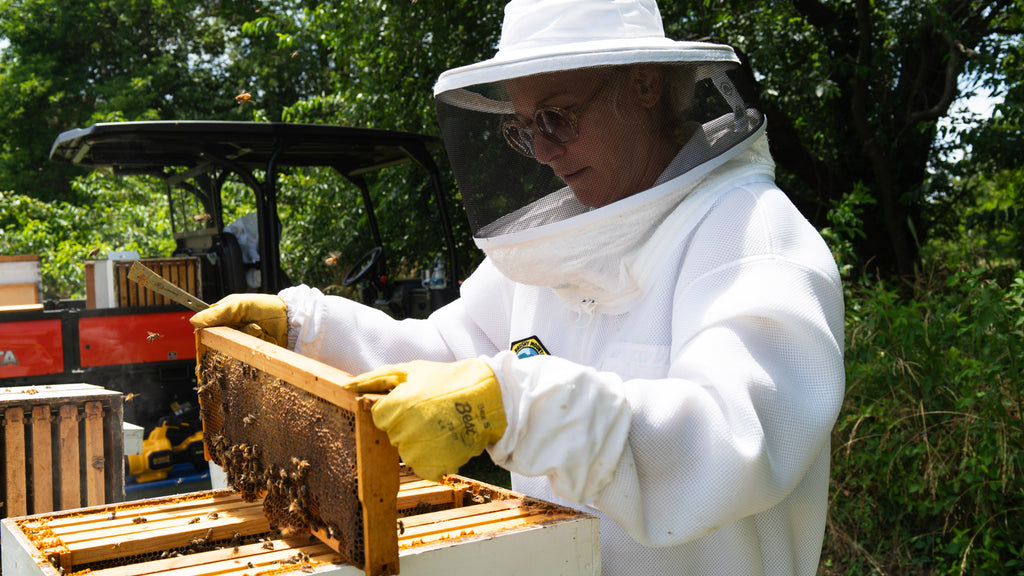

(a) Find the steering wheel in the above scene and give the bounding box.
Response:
[342,246,384,287]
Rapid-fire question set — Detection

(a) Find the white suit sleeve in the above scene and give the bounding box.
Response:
[486,350,633,505]
[278,277,506,373]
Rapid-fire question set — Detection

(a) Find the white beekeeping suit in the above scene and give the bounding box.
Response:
[278,0,846,574]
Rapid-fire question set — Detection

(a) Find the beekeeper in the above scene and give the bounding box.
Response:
[191,0,846,574]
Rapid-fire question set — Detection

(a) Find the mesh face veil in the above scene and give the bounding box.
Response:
[435,59,765,239]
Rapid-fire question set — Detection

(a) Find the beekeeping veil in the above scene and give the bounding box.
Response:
[434,0,768,311]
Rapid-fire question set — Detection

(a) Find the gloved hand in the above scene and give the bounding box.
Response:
[344,359,507,482]
[189,293,288,347]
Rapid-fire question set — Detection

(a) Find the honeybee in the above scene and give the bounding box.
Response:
[146,331,163,343]
[193,213,211,223]
[124,393,140,403]
[235,91,254,106]
[324,251,342,267]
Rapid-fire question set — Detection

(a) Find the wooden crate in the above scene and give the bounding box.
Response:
[0,384,125,519]
[98,258,200,308]
[1,476,600,576]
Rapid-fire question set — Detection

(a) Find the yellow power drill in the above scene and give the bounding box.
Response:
[126,404,206,483]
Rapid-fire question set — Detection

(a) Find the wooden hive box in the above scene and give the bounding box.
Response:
[1,384,125,519]
[1,476,600,576]
[0,255,43,312]
[86,257,201,308]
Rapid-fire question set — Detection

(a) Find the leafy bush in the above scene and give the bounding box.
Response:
[0,172,173,300]
[823,266,1024,575]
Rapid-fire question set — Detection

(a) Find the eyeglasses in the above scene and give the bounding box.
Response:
[501,84,606,158]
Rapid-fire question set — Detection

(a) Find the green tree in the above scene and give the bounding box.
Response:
[0,0,316,201]
[246,0,503,133]
[955,42,1024,264]
[661,1,1023,277]
[4,1,1021,284]
[242,0,505,282]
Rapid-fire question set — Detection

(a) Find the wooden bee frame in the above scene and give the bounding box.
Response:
[195,326,400,576]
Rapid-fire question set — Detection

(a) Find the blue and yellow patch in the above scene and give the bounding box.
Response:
[511,336,549,358]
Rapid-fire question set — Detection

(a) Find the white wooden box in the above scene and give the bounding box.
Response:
[0,255,42,309]
[2,478,601,576]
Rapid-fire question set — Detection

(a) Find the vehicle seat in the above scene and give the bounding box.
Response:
[216,232,248,295]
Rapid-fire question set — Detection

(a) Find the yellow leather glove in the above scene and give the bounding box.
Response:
[189,293,288,347]
[345,359,507,482]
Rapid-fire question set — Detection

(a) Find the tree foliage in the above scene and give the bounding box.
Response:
[0,171,174,298]
[0,0,310,201]
[661,0,1023,277]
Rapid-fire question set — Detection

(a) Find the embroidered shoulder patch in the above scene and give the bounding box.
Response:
[511,336,550,358]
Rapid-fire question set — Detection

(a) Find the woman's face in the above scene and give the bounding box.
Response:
[506,67,674,208]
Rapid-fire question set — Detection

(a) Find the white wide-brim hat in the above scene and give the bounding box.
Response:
[434,0,740,102]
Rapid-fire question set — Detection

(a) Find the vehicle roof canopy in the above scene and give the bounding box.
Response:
[50,121,442,177]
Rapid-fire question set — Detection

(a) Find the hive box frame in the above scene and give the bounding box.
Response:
[195,326,400,576]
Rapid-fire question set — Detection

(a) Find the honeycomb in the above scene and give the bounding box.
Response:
[197,349,365,565]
